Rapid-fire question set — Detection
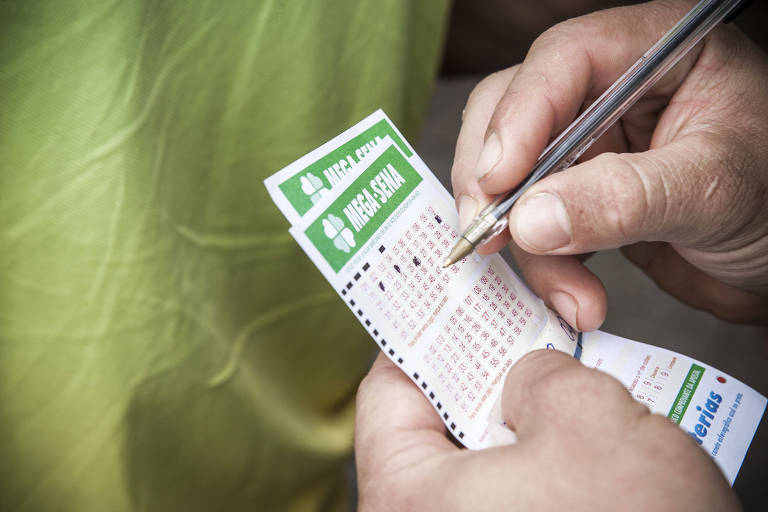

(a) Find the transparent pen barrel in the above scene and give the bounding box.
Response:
[548,0,742,163]
[486,0,741,223]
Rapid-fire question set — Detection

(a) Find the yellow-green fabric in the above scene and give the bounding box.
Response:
[0,1,450,510]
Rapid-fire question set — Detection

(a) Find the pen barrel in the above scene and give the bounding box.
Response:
[488,0,741,221]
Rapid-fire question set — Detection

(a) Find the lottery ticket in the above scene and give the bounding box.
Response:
[289,139,579,448]
[265,112,765,482]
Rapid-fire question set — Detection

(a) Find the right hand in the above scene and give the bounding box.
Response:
[451,0,768,330]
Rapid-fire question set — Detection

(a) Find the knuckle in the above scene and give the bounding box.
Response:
[465,72,501,110]
[511,26,590,131]
[517,351,587,399]
[553,16,593,37]
[695,131,764,232]
[525,360,634,419]
[531,20,580,54]
[577,366,632,404]
[530,17,596,68]
[592,153,655,242]
[531,365,583,401]
[464,66,519,121]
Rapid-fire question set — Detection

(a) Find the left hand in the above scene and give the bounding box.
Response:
[355,350,739,511]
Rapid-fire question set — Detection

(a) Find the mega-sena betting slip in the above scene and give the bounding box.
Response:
[264,110,765,484]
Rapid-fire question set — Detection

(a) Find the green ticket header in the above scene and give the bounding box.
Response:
[305,145,422,273]
[279,118,413,216]
[668,363,705,424]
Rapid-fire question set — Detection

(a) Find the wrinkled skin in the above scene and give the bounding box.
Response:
[356,351,740,511]
[451,0,768,330]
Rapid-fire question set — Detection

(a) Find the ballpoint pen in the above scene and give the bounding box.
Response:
[443,0,751,268]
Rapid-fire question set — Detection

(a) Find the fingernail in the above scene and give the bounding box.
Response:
[474,132,502,181]
[458,195,478,232]
[515,192,572,251]
[549,291,578,328]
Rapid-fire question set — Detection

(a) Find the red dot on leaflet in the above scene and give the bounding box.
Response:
[717,376,727,384]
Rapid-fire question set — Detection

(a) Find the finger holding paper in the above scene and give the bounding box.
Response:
[355,350,740,511]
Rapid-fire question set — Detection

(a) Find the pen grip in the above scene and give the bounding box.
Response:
[485,0,740,224]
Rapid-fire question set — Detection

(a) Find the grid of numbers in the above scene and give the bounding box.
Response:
[346,201,544,434]
[358,206,469,346]
[422,263,538,417]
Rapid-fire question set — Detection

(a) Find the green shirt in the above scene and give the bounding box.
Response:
[0,1,449,510]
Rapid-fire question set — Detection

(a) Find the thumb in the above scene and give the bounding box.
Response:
[507,138,735,255]
[501,349,647,441]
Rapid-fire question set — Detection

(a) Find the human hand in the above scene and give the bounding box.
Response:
[355,350,739,511]
[451,0,768,330]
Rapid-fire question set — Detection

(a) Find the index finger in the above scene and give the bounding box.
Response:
[451,67,520,254]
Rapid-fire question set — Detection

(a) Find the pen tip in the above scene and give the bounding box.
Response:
[443,238,474,268]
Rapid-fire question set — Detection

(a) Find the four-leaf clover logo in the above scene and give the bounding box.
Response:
[300,172,329,204]
[322,214,355,253]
